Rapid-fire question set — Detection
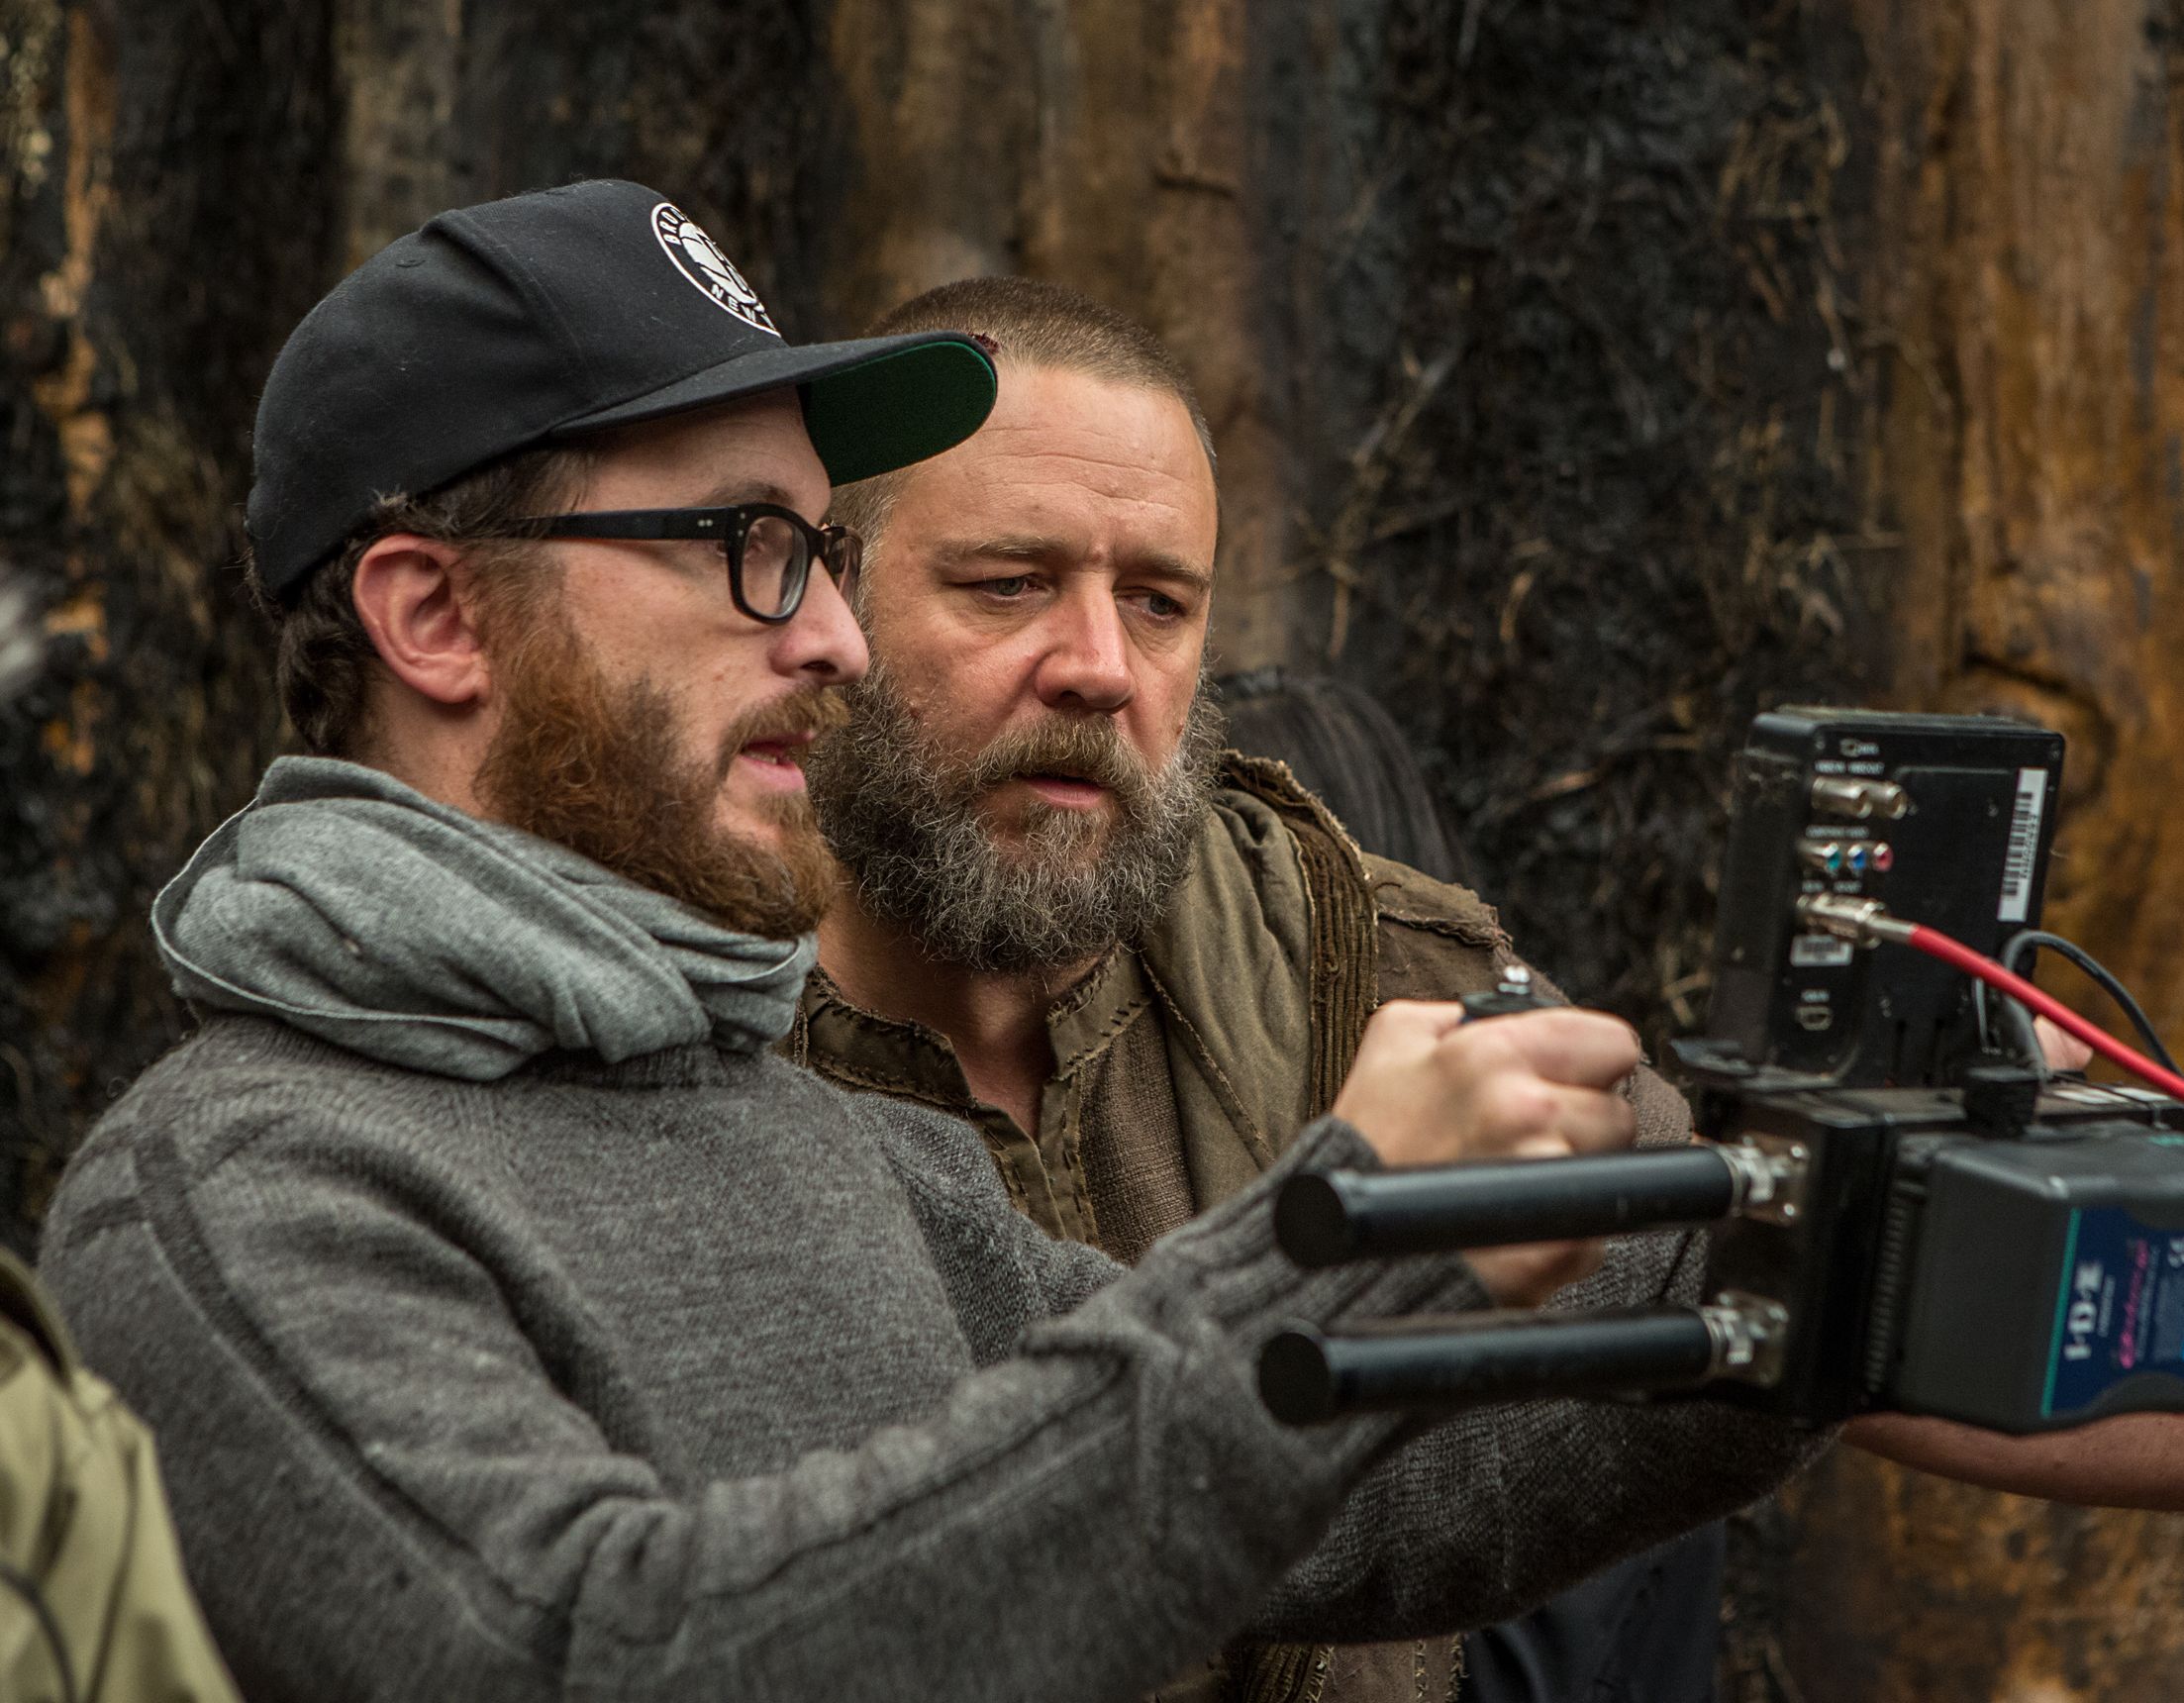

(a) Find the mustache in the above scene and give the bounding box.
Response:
[715,688,850,779]
[963,715,1156,812]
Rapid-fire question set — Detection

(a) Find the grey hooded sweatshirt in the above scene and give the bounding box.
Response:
[40,759,1818,1703]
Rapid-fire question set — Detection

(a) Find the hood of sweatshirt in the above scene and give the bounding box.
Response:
[153,755,816,1080]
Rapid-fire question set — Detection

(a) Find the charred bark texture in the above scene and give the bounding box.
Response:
[819,0,1390,666]
[0,0,337,1252]
[1769,1446,2184,1701]
[3,2,2183,1698]
[1312,0,1881,1041]
[1858,0,2184,1020]
[1736,4,2184,1699]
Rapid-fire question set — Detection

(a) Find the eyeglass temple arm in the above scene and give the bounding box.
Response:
[516,511,728,542]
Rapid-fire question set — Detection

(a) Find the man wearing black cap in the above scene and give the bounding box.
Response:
[36,180,1821,1702]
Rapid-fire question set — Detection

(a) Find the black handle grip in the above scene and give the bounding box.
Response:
[1273,1148,1739,1267]
[1258,1309,1719,1424]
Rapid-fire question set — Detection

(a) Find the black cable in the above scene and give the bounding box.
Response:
[1973,972,2045,1075]
[1976,971,2047,1078]
[1998,928,2181,1075]
[1971,977,1997,1055]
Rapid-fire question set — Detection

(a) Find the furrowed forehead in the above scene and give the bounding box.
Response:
[926,532,1212,588]
[842,361,1220,583]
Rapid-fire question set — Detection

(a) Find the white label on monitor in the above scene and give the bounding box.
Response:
[1790,934,1855,968]
[1998,766,2045,922]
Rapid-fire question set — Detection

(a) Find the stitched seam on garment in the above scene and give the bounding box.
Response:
[781,999,811,1064]
[802,1056,1041,1215]
[800,976,966,1062]
[1043,945,1126,1027]
[800,1055,982,1116]
[1220,754,1377,1118]
[1057,1076,1102,1252]
[1051,991,1152,1076]
[1294,823,1375,1117]
[1138,957,1277,1168]
[1376,909,1511,950]
[1231,1637,1323,1703]
[807,1002,950,1049]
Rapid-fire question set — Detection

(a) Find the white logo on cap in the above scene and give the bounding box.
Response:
[650,202,778,337]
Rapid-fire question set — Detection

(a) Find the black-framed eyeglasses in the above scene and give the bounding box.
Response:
[509,504,863,625]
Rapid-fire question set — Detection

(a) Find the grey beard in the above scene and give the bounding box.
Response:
[808,662,1225,971]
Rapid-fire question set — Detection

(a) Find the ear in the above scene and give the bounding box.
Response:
[349,535,494,710]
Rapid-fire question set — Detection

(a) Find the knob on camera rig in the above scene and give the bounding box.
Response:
[1261,710,2184,1435]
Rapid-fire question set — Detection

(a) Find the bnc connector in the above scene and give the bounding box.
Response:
[1796,892,1915,948]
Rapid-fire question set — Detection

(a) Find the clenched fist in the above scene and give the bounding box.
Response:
[1330,1001,1643,1306]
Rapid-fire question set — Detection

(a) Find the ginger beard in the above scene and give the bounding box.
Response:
[474,595,844,939]
[806,656,1225,970]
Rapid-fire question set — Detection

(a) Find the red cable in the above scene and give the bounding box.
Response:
[1904,924,2184,1101]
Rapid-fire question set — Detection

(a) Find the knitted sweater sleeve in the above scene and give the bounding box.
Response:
[1246,1223,1834,1641]
[866,1097,1141,1356]
[41,1098,1484,1703]
[875,1096,1830,1645]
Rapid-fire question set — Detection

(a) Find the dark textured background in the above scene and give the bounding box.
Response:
[9,2,2184,1696]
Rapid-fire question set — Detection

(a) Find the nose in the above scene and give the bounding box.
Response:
[770,563,869,685]
[1032,586,1134,713]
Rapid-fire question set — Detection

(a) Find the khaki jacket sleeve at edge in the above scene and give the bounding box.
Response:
[0,1252,241,1703]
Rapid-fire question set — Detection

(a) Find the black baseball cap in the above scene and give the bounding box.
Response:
[247,178,997,601]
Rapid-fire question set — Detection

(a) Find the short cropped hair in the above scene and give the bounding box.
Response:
[244,445,593,757]
[829,277,1216,551]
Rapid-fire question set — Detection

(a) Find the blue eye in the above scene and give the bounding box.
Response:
[985,576,1033,597]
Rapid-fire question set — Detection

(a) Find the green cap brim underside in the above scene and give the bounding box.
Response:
[804,339,999,487]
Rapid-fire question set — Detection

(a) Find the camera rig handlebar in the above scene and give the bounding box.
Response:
[1260,710,2184,1435]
